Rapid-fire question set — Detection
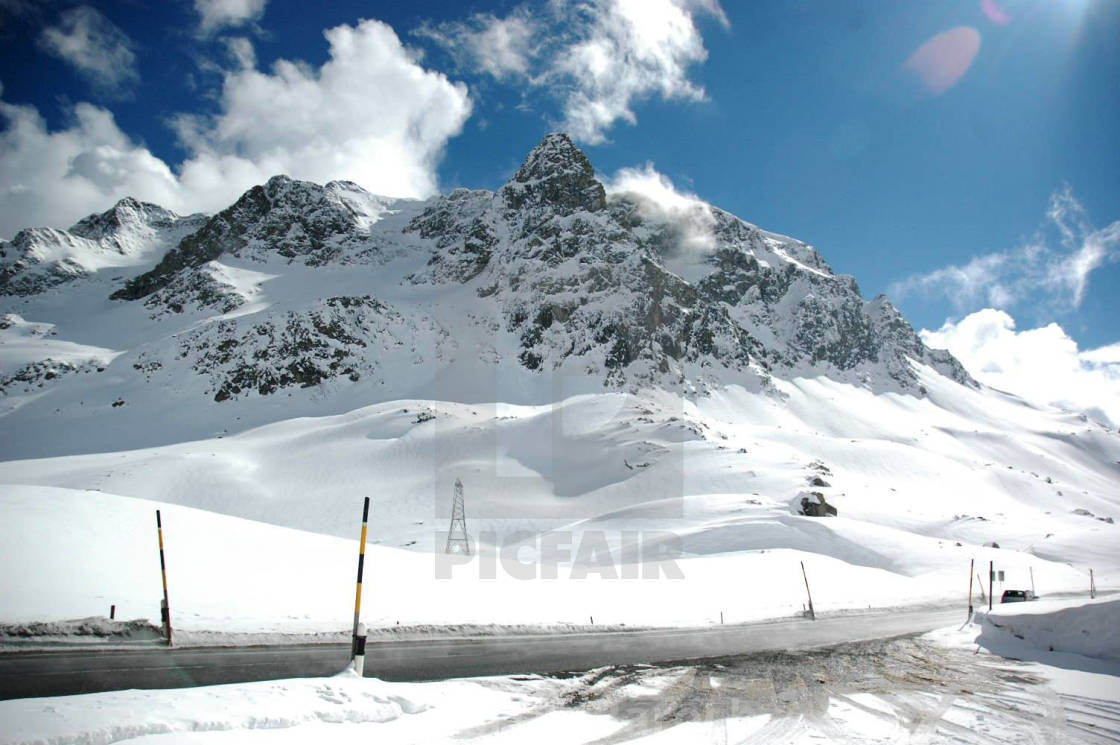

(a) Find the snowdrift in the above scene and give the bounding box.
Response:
[981,598,1120,662]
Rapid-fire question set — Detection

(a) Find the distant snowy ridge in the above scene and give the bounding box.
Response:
[0,198,205,296]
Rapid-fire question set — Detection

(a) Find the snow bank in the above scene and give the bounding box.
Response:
[0,674,430,745]
[980,597,1120,661]
[0,617,162,645]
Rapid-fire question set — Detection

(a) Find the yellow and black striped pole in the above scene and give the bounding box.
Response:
[156,509,173,646]
[351,497,370,659]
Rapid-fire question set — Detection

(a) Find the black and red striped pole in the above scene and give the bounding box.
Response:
[156,509,173,646]
[351,497,370,660]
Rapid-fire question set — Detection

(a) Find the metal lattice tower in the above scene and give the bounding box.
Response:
[444,478,471,555]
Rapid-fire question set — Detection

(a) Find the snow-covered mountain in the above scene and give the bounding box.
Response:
[1,197,206,296]
[2,134,971,441]
[1,134,1117,633]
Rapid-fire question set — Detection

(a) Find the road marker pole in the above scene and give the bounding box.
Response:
[353,623,367,676]
[1030,567,1035,596]
[1090,568,1096,599]
[800,561,816,621]
[988,560,994,612]
[351,497,370,660]
[967,559,974,619]
[156,510,172,647]
[110,604,116,620]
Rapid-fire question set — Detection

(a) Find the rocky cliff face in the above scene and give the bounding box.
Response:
[111,177,395,302]
[404,133,972,392]
[0,133,974,411]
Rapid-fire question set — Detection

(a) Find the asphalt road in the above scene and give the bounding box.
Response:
[0,606,965,700]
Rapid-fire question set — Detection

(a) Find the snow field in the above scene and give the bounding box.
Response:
[2,361,1115,634]
[0,485,1097,636]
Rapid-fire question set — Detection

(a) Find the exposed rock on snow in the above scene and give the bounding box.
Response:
[797,492,837,517]
[171,295,437,402]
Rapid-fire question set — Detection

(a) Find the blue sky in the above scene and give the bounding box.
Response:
[1,0,1117,412]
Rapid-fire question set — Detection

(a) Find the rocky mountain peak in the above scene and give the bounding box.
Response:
[499,133,606,214]
[1,197,206,297]
[69,197,181,243]
[110,176,381,301]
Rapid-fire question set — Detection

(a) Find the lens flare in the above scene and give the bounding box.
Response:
[981,0,1012,25]
[904,26,982,95]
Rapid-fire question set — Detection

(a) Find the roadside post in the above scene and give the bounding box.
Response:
[967,559,974,618]
[988,561,994,612]
[353,623,367,676]
[1090,568,1096,599]
[800,561,816,620]
[351,497,370,661]
[156,510,172,646]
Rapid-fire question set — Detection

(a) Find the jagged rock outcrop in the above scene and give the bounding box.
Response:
[69,198,183,245]
[404,133,973,391]
[111,177,391,301]
[174,295,443,402]
[498,133,607,214]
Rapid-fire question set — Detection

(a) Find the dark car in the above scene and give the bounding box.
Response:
[1000,589,1037,603]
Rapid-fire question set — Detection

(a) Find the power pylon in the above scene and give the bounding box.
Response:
[445,478,471,555]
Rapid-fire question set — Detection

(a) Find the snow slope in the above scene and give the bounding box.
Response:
[0,374,1112,635]
[1,133,1118,639]
[0,485,1027,633]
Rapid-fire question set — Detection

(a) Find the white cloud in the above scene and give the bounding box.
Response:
[921,309,1120,427]
[172,20,471,213]
[889,186,1120,314]
[0,19,472,237]
[37,6,138,96]
[416,10,536,81]
[0,19,468,235]
[419,0,727,144]
[604,162,715,250]
[225,36,256,70]
[195,0,266,34]
[0,99,184,234]
[555,0,725,143]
